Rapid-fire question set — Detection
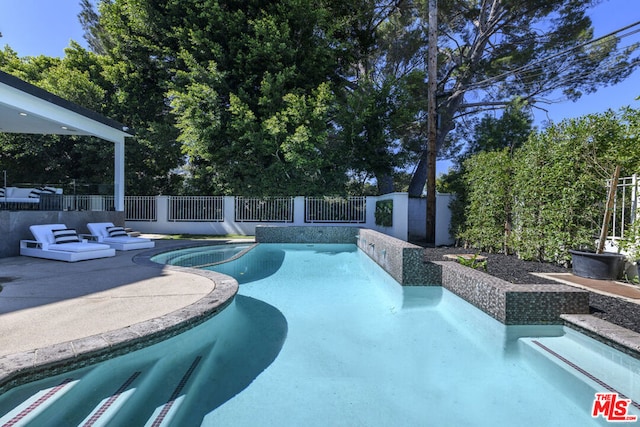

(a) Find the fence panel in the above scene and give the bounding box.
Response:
[125,196,157,221]
[304,196,366,223]
[609,174,639,239]
[168,196,224,222]
[235,197,294,222]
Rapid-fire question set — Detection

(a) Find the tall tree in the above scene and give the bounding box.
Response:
[83,0,376,195]
[400,0,640,196]
[0,45,115,189]
[438,101,533,244]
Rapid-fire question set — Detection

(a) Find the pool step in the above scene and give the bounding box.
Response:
[143,355,203,427]
[0,378,79,426]
[519,330,640,407]
[0,352,207,427]
[84,352,205,426]
[79,371,142,427]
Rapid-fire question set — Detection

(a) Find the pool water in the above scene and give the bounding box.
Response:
[150,243,254,268]
[1,243,638,426]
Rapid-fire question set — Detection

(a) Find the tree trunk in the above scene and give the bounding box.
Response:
[408,152,429,196]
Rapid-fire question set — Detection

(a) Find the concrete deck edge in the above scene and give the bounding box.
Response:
[0,245,239,394]
[561,314,640,359]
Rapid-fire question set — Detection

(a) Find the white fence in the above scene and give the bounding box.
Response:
[605,174,638,255]
[609,174,639,240]
[58,193,450,243]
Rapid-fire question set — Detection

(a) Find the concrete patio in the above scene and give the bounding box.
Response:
[0,238,240,391]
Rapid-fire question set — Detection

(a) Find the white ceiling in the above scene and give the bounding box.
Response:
[0,101,96,136]
[0,71,132,143]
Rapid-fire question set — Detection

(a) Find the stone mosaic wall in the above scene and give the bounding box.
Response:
[357,228,440,285]
[434,261,590,324]
[255,225,360,244]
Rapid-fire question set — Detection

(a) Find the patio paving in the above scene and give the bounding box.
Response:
[537,272,640,301]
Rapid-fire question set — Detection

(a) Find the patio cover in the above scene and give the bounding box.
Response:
[0,70,133,211]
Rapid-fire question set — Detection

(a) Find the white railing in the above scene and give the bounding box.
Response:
[125,196,157,221]
[304,196,366,223]
[52,193,455,243]
[609,174,639,240]
[235,197,294,222]
[168,196,224,222]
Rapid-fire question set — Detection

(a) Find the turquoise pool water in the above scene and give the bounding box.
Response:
[0,243,638,426]
[150,243,253,267]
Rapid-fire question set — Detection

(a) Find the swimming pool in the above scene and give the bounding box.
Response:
[0,243,638,426]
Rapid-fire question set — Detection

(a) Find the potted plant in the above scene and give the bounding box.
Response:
[570,166,626,280]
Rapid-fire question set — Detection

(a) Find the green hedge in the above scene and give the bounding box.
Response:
[458,109,640,263]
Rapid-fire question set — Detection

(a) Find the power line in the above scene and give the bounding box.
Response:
[464,19,640,93]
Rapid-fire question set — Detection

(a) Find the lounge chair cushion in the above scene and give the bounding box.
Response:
[52,228,81,244]
[28,188,42,199]
[106,226,128,237]
[48,242,112,252]
[40,186,58,194]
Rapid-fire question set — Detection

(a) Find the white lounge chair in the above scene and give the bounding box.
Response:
[20,224,116,262]
[86,222,155,251]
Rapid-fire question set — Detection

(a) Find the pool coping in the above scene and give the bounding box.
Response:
[0,243,239,394]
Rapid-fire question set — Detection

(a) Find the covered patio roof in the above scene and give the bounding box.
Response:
[0,70,133,210]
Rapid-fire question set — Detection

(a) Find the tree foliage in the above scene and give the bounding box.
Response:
[459,148,513,253]
[0,40,184,195]
[459,108,640,264]
[2,0,639,198]
[439,101,533,244]
[404,0,640,196]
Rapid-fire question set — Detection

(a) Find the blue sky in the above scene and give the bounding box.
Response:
[1,0,639,173]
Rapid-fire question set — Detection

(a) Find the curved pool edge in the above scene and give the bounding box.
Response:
[0,243,240,394]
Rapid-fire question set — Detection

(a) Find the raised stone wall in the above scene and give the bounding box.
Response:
[258,225,591,324]
[255,225,360,244]
[256,225,440,286]
[434,260,590,324]
[357,228,440,285]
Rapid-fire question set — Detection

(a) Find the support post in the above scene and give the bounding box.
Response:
[425,0,438,244]
[114,139,125,211]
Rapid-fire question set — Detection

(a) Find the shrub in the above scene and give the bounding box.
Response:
[459,149,513,253]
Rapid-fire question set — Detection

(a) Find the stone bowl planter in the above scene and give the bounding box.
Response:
[569,249,626,280]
